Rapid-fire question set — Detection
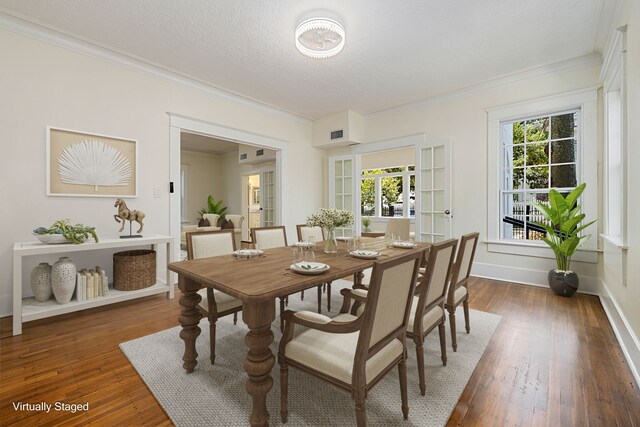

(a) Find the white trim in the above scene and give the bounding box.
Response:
[485,240,599,264]
[471,262,601,295]
[351,133,426,155]
[599,281,640,387]
[168,114,286,263]
[487,88,599,255]
[367,54,601,119]
[0,11,310,124]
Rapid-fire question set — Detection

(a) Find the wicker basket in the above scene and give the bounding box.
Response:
[113,250,156,291]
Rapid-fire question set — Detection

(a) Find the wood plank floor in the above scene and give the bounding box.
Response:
[1,278,639,426]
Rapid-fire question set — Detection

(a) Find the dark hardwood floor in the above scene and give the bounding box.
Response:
[1,278,639,426]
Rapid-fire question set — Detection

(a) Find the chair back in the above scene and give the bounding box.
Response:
[251,226,288,249]
[296,224,324,243]
[385,218,410,241]
[414,239,458,318]
[186,230,236,260]
[447,232,480,303]
[355,251,422,360]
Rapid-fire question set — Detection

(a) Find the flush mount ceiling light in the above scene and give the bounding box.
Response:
[295,17,345,59]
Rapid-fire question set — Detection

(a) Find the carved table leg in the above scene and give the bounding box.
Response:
[243,299,276,427]
[178,276,202,373]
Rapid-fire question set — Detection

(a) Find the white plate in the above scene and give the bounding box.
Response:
[291,241,316,248]
[233,249,263,259]
[393,241,416,248]
[290,262,330,275]
[349,250,381,259]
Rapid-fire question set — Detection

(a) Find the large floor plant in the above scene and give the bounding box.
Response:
[532,183,596,296]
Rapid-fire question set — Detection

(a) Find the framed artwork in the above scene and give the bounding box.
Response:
[47,127,138,197]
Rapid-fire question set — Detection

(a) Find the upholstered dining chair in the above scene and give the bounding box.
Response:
[445,232,480,352]
[278,250,423,426]
[186,230,242,365]
[406,238,457,395]
[385,218,411,241]
[296,224,332,312]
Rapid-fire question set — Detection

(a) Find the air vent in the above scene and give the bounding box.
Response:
[256,149,264,156]
[330,129,344,140]
[240,153,248,160]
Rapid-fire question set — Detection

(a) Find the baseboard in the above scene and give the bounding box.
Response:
[599,282,640,388]
[471,262,601,295]
[0,293,11,318]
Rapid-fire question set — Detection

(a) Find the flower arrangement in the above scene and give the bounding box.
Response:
[33,219,98,244]
[306,208,354,230]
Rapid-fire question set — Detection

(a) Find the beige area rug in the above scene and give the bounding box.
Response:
[120,280,500,426]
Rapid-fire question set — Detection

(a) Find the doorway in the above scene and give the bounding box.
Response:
[242,174,261,240]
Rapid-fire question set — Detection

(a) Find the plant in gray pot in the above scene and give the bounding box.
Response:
[532,183,596,297]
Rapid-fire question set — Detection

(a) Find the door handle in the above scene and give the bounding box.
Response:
[444,210,450,215]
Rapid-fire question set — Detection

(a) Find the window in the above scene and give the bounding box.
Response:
[501,111,578,241]
[487,88,598,259]
[360,166,415,218]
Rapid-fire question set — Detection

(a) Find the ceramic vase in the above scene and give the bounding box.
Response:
[547,269,579,297]
[52,257,77,304]
[324,228,338,254]
[30,262,52,302]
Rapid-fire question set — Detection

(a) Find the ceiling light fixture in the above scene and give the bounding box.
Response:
[295,17,345,59]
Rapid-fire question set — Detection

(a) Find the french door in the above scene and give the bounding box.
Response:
[328,155,356,237]
[415,140,452,242]
[260,168,276,227]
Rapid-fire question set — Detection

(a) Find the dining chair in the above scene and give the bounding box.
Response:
[445,232,480,352]
[296,224,332,312]
[186,230,242,365]
[251,226,322,331]
[278,250,423,426]
[385,218,410,241]
[406,238,457,395]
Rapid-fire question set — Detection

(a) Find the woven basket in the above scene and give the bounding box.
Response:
[113,250,156,291]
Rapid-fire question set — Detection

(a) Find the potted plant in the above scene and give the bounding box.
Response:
[532,183,596,297]
[362,217,371,232]
[198,195,227,226]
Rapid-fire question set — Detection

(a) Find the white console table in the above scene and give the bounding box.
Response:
[12,234,173,335]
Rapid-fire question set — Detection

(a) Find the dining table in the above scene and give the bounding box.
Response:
[167,238,429,426]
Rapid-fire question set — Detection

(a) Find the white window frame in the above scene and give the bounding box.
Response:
[486,88,598,263]
[360,166,415,218]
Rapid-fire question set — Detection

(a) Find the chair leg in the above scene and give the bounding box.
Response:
[415,338,426,396]
[280,297,286,332]
[463,298,470,333]
[438,321,447,366]
[353,393,367,427]
[280,363,289,423]
[317,285,322,314]
[449,308,458,352]
[398,359,409,419]
[233,312,238,325]
[209,317,216,365]
[301,290,304,301]
[326,282,332,312]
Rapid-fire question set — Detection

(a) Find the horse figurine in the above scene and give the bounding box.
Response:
[114,198,145,234]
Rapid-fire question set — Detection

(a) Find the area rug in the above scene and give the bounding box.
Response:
[120,280,501,426]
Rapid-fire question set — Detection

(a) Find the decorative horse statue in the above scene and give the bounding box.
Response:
[114,198,145,234]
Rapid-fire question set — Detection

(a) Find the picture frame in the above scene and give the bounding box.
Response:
[46,127,138,197]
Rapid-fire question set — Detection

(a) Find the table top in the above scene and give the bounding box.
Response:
[168,241,428,303]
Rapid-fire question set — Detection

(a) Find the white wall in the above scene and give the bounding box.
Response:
[180,150,226,224]
[600,0,640,366]
[329,62,603,290]
[0,28,322,316]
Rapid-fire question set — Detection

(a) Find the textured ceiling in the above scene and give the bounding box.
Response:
[0,0,612,119]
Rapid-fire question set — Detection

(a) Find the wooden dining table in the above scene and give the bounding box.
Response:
[167,240,428,426]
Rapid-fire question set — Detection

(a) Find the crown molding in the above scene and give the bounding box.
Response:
[0,10,312,125]
[365,53,602,120]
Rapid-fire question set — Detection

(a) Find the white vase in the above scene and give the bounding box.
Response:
[52,257,77,304]
[31,262,52,302]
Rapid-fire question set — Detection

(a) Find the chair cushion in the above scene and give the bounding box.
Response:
[197,288,242,313]
[453,286,468,305]
[284,313,404,385]
[407,296,444,334]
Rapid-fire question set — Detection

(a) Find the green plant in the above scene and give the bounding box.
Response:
[532,183,595,272]
[198,195,228,222]
[362,217,371,230]
[33,219,99,244]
